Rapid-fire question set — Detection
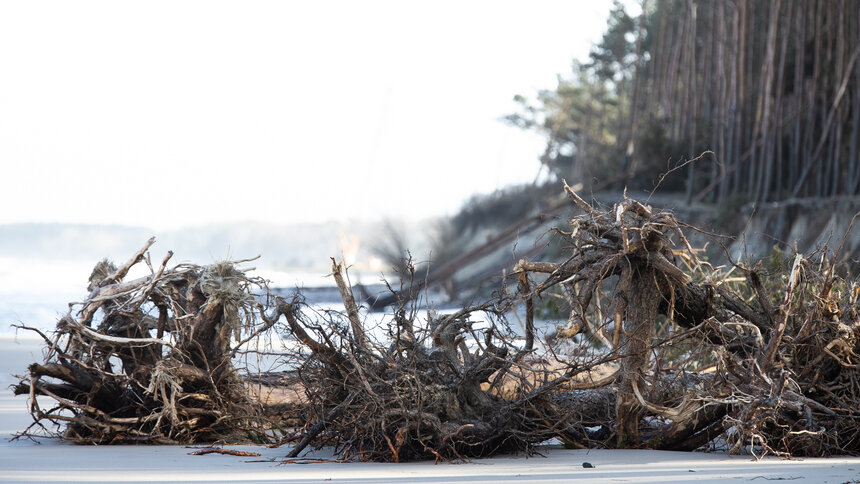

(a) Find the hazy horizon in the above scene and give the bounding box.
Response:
[0,0,627,230]
[0,0,633,331]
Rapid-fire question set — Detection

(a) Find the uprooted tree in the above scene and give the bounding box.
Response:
[513,182,860,456]
[275,182,860,460]
[12,238,279,444]
[11,183,860,460]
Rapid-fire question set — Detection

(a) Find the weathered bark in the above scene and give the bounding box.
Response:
[616,266,663,447]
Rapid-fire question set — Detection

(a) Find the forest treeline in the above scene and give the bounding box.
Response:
[508,0,860,205]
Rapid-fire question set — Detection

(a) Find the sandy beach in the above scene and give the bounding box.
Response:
[3,334,860,484]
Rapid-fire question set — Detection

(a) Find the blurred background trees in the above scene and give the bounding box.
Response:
[412,0,860,303]
[508,0,860,204]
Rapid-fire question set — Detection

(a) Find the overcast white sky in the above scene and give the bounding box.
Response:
[0,1,623,230]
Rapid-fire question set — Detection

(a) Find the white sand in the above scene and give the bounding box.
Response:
[3,335,860,484]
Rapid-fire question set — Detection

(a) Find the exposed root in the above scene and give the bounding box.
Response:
[13,240,277,445]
